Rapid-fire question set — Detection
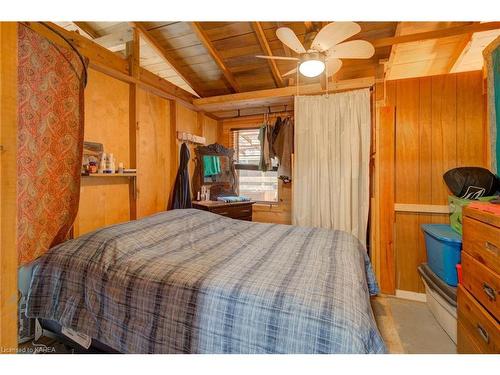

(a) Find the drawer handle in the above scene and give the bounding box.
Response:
[218,211,229,215]
[482,283,497,301]
[476,324,490,344]
[241,209,251,213]
[485,241,499,256]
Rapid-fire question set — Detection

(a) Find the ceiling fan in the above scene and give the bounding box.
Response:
[256,22,375,78]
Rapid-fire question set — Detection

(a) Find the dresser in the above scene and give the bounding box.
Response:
[457,206,500,353]
[192,200,255,221]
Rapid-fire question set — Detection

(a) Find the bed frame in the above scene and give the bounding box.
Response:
[35,319,119,354]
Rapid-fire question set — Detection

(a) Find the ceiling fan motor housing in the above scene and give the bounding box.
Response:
[300,51,325,64]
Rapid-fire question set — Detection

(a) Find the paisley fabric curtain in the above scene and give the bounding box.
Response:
[293,89,371,245]
[17,24,87,266]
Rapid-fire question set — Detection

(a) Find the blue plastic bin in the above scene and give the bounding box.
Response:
[421,224,462,286]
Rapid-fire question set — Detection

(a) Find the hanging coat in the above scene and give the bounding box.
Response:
[170,142,192,209]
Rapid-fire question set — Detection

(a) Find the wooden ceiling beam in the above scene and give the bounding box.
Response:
[190,22,241,93]
[27,22,129,74]
[72,21,100,39]
[131,22,203,97]
[22,22,196,105]
[304,22,314,32]
[252,22,284,88]
[447,33,473,73]
[384,22,402,80]
[372,22,500,48]
[194,77,375,112]
[94,27,134,52]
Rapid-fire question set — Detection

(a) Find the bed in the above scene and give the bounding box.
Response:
[26,208,386,354]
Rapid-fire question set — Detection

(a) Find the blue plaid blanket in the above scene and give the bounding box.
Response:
[27,209,386,353]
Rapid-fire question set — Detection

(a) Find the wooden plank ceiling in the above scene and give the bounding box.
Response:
[386,22,500,80]
[57,22,397,97]
[57,21,499,115]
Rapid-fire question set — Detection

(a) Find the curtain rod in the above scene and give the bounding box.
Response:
[226,105,293,119]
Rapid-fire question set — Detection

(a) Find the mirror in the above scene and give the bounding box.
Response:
[193,143,237,200]
[202,155,232,184]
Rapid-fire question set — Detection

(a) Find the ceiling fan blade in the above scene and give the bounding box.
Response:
[326,40,375,59]
[310,22,361,52]
[282,67,297,77]
[325,58,342,75]
[276,27,306,54]
[255,55,299,61]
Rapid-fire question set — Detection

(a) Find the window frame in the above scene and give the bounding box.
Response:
[231,127,279,204]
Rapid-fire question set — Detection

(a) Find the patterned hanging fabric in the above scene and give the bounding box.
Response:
[17,24,87,266]
[484,38,500,174]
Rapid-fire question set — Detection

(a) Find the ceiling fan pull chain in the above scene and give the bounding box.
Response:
[325,57,329,99]
[296,63,299,97]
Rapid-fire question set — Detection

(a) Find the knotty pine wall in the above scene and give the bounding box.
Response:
[375,71,489,294]
[219,115,292,225]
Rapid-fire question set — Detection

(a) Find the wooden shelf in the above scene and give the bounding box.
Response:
[81,173,137,177]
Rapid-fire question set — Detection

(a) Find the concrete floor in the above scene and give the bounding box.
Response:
[386,297,456,354]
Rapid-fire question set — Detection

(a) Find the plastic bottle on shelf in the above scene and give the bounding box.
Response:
[109,153,115,174]
[99,152,106,174]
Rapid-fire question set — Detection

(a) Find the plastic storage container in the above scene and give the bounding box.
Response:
[421,224,462,286]
[448,195,496,234]
[418,264,457,344]
[448,195,470,235]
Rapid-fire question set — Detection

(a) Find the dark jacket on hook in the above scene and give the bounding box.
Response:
[170,142,192,209]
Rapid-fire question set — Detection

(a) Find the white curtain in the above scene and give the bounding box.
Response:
[293,89,371,245]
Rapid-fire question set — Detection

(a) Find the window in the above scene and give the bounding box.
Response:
[232,129,278,203]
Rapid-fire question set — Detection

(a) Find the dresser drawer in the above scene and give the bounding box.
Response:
[462,252,500,320]
[462,216,500,275]
[458,321,484,354]
[210,204,253,219]
[457,285,500,354]
[236,215,252,222]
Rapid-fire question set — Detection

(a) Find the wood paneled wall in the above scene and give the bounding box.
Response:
[220,115,292,225]
[73,69,131,236]
[0,22,18,353]
[136,88,172,218]
[175,103,202,181]
[376,71,488,294]
[74,70,220,234]
[172,103,220,199]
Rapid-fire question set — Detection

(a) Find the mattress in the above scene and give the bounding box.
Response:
[26,209,386,353]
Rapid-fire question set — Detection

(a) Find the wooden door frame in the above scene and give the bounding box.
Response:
[0,22,18,353]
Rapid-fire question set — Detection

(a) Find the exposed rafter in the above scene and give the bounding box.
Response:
[194,77,374,113]
[384,22,402,80]
[190,22,241,93]
[126,27,140,78]
[372,22,500,48]
[252,22,284,88]
[131,22,203,97]
[73,21,100,39]
[447,33,473,73]
[95,27,134,52]
[23,22,196,105]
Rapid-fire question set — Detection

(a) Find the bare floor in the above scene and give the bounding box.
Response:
[372,296,456,354]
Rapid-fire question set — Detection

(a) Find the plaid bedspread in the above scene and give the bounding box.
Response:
[26,209,386,353]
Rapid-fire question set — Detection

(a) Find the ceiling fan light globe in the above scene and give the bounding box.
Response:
[299,60,325,78]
